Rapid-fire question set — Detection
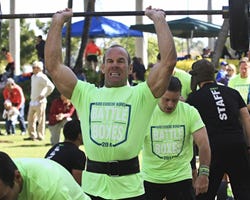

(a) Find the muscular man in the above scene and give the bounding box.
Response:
[45,7,176,199]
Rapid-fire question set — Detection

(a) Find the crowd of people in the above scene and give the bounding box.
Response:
[1,5,250,200]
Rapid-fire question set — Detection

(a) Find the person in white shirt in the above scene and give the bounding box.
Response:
[24,61,55,141]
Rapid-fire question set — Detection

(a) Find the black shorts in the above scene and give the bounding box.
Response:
[144,179,195,200]
[86,55,98,62]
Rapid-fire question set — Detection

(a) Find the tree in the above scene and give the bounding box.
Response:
[211,19,229,69]
[35,20,50,36]
[104,37,139,58]
[0,19,37,68]
[74,0,96,70]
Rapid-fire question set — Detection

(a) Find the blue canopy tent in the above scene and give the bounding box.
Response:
[62,16,143,38]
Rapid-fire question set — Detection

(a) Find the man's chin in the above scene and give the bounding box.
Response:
[165,109,173,114]
[105,81,125,87]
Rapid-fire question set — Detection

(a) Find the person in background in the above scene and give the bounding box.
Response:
[217,63,236,86]
[35,35,45,64]
[2,78,26,135]
[142,76,211,200]
[228,57,250,110]
[201,47,211,58]
[131,56,146,86]
[45,119,86,185]
[1,47,15,80]
[73,67,87,81]
[187,59,250,200]
[0,151,91,200]
[216,61,228,82]
[45,6,176,199]
[24,61,55,141]
[84,38,101,71]
[2,99,19,135]
[48,94,75,145]
[158,53,192,101]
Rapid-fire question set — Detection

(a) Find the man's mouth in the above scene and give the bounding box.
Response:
[110,72,120,77]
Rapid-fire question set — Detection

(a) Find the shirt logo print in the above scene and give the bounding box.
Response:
[151,125,185,160]
[89,102,131,147]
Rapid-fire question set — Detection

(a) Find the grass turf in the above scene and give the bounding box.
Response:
[0,127,59,158]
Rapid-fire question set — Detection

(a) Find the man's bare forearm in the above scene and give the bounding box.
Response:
[146,7,177,97]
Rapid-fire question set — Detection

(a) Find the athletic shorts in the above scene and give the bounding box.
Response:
[86,55,98,62]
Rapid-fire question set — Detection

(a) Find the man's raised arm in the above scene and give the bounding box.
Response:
[45,8,77,99]
[146,6,177,98]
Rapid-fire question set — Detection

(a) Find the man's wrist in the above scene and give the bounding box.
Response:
[198,165,209,177]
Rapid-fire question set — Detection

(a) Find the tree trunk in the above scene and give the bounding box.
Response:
[211,18,230,69]
[74,0,95,70]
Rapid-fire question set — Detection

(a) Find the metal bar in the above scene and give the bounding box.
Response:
[0,9,226,19]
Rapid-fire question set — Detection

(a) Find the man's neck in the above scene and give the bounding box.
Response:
[64,139,80,147]
[199,80,214,88]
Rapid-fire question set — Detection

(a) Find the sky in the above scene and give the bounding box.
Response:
[1,0,229,32]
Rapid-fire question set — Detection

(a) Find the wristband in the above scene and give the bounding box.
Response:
[198,165,209,177]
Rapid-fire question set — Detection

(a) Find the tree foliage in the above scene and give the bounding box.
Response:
[0,19,37,67]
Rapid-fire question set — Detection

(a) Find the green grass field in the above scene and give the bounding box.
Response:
[0,127,66,158]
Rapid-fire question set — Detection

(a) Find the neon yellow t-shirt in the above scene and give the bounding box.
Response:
[142,101,204,184]
[71,81,158,199]
[173,68,192,100]
[15,158,91,200]
[228,74,250,103]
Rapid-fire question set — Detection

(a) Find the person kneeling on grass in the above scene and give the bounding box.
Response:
[0,151,91,200]
[45,119,86,185]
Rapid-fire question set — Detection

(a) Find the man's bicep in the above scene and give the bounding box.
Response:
[147,63,171,98]
[50,65,78,99]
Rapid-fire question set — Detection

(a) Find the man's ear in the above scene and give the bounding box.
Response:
[14,170,23,192]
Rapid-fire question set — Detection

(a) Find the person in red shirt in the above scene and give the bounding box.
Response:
[48,94,75,145]
[84,39,101,71]
[2,78,26,135]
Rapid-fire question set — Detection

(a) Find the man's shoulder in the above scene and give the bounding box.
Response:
[45,143,70,158]
[229,74,241,82]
